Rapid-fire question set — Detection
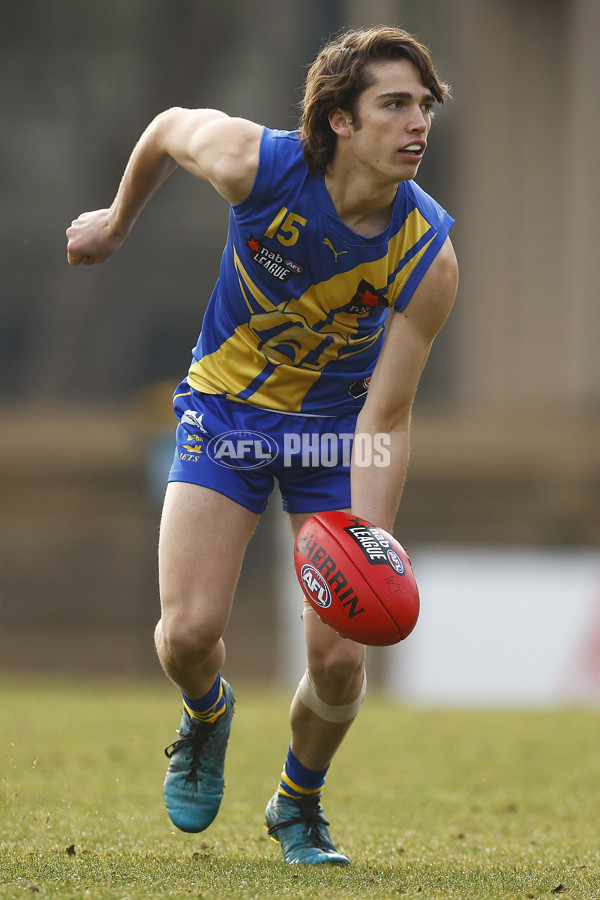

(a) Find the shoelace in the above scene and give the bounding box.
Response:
[267,800,330,848]
[164,719,212,783]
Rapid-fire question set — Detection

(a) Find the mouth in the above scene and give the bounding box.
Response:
[399,142,426,160]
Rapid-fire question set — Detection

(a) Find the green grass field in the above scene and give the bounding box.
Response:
[1,677,599,899]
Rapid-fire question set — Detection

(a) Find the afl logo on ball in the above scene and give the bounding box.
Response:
[300,565,332,609]
[387,549,405,575]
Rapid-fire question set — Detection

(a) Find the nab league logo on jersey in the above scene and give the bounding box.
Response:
[246,236,304,283]
[345,279,388,315]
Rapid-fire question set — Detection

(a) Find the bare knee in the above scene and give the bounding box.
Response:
[308,641,366,705]
[156,612,223,669]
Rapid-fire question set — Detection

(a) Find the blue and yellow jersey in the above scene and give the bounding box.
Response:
[188,128,454,415]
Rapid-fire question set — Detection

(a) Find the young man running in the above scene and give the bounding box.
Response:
[66,25,458,865]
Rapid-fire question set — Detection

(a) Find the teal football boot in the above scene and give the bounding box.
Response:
[265,792,350,865]
[163,680,234,833]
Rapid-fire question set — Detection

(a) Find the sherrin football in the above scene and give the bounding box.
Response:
[294,510,419,646]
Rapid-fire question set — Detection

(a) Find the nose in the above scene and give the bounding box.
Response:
[408,105,429,133]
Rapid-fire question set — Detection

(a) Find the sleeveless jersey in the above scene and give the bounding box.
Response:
[187,127,454,415]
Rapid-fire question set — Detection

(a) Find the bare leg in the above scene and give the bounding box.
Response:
[159,482,261,834]
[263,509,364,865]
[287,511,366,771]
[156,482,259,698]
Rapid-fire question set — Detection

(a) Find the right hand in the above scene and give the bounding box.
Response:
[66,208,125,265]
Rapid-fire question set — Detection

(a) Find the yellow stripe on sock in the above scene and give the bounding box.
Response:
[279,770,322,796]
[184,681,225,724]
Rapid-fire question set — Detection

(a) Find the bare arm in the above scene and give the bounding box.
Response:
[351,237,459,532]
[66,108,263,265]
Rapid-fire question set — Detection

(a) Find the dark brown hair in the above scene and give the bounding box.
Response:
[300,25,450,175]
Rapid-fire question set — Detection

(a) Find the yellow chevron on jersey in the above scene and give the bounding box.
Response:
[386,208,437,304]
[189,247,387,410]
[283,207,435,325]
[231,205,433,327]
[187,127,454,415]
[234,246,382,349]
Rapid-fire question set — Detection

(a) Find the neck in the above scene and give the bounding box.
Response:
[324,166,398,238]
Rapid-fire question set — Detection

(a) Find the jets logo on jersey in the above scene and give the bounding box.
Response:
[345,279,388,315]
[246,236,304,283]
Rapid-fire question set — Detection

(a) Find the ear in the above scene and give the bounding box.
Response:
[328,108,353,137]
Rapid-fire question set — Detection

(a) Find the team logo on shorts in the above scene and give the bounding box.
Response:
[207,430,278,469]
[300,564,332,608]
[181,410,207,433]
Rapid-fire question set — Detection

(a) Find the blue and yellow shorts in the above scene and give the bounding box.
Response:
[167,383,357,514]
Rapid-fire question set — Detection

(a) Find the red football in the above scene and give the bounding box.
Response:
[294,510,420,646]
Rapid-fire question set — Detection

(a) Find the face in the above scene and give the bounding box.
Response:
[336,59,435,184]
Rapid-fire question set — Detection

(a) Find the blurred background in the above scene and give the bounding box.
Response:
[1,0,598,703]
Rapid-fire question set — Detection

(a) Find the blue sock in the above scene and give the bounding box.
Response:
[278,746,329,799]
[182,674,226,724]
